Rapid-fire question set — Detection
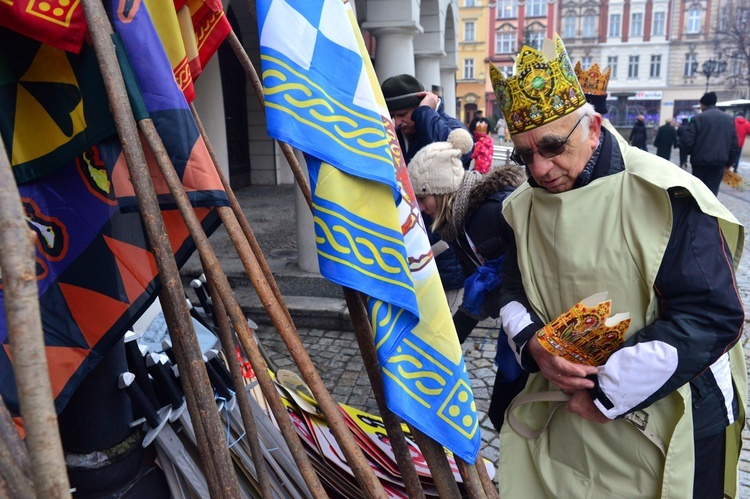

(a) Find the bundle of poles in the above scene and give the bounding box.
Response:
[0,0,499,497]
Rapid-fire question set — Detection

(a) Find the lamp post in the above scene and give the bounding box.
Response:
[700,58,728,93]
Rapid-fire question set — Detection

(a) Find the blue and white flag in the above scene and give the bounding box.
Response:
[257,0,480,464]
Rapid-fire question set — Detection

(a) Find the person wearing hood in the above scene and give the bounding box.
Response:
[408,128,528,430]
[733,112,750,171]
[629,115,648,151]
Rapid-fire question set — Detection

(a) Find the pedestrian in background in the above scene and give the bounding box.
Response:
[494,117,507,143]
[653,118,678,160]
[629,114,648,151]
[407,128,528,430]
[468,109,490,136]
[681,92,739,195]
[677,118,691,169]
[470,121,494,173]
[733,112,750,172]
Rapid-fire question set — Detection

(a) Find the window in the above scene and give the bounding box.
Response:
[581,56,593,69]
[607,56,618,79]
[463,59,475,79]
[583,15,596,38]
[684,54,698,76]
[496,0,517,19]
[650,55,661,77]
[628,55,639,78]
[609,14,621,37]
[465,0,475,6]
[496,32,516,54]
[527,30,544,49]
[687,9,701,33]
[464,21,475,41]
[631,13,643,36]
[527,0,546,17]
[652,12,665,36]
[564,16,576,39]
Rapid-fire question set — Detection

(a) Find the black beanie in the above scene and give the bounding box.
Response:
[381,74,425,112]
[585,93,608,115]
[700,92,717,106]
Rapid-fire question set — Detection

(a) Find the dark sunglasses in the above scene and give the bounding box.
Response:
[511,115,585,166]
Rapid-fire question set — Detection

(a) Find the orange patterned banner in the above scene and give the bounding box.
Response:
[0,0,87,53]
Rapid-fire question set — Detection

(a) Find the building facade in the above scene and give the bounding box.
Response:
[453,0,742,133]
[455,0,491,125]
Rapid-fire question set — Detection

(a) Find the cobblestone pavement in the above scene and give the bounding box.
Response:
[221,149,750,493]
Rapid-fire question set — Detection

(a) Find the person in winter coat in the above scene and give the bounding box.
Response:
[681,92,740,194]
[494,118,507,142]
[629,114,648,151]
[468,109,490,136]
[470,121,494,173]
[733,112,750,171]
[677,117,691,168]
[653,118,678,160]
[407,128,528,430]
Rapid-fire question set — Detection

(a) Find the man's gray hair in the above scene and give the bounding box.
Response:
[573,103,597,142]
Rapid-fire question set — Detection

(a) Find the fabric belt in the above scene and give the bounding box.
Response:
[507,391,666,456]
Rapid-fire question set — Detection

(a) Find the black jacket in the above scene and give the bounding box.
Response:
[653,123,677,159]
[681,105,740,166]
[397,99,471,166]
[629,120,648,149]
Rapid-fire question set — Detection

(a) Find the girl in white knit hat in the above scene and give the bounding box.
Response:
[408,128,529,431]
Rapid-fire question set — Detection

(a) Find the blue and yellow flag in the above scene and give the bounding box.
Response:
[257,0,480,463]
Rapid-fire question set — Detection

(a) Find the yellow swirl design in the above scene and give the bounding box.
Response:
[355,238,400,273]
[317,250,414,291]
[334,125,384,139]
[313,217,351,255]
[381,247,411,277]
[334,228,374,265]
[374,307,405,350]
[309,108,355,126]
[313,204,404,245]
[289,97,335,114]
[265,82,312,98]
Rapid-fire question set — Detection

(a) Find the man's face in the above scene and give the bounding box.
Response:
[391,107,417,136]
[511,112,601,193]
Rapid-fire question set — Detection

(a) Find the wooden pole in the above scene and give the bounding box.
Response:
[80,2,240,496]
[343,293,427,499]
[0,393,32,498]
[0,132,71,498]
[475,458,499,499]
[409,426,462,498]
[456,457,488,499]
[200,261,273,499]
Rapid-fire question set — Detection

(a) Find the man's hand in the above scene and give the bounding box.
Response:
[527,338,598,392]
[417,91,438,110]
[565,389,611,424]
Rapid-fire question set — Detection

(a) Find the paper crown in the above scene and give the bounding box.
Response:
[490,34,586,136]
[574,61,611,96]
[475,121,488,134]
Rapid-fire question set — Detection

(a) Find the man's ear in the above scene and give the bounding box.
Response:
[588,113,603,149]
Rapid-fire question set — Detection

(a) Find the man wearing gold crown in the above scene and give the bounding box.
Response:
[493,35,746,498]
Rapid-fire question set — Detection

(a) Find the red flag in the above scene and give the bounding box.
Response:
[0,1,86,53]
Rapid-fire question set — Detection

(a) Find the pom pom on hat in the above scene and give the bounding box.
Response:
[408,129,473,196]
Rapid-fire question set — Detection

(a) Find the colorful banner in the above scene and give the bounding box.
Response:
[0,139,221,416]
[256,0,480,463]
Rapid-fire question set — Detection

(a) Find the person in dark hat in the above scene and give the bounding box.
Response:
[381,74,470,166]
[681,92,740,194]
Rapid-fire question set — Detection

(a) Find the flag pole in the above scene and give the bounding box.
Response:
[474,454,499,499]
[79,1,240,496]
[224,28,431,491]
[456,458,488,499]
[136,115,387,499]
[199,260,274,499]
[0,134,71,498]
[0,394,33,498]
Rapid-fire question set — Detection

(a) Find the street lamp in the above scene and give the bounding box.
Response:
[700,58,728,93]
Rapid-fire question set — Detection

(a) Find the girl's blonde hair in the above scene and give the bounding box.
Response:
[430,192,456,233]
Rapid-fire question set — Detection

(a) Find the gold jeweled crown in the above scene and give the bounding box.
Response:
[574,61,612,96]
[490,34,586,136]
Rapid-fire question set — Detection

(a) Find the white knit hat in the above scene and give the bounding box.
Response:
[408,129,474,195]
